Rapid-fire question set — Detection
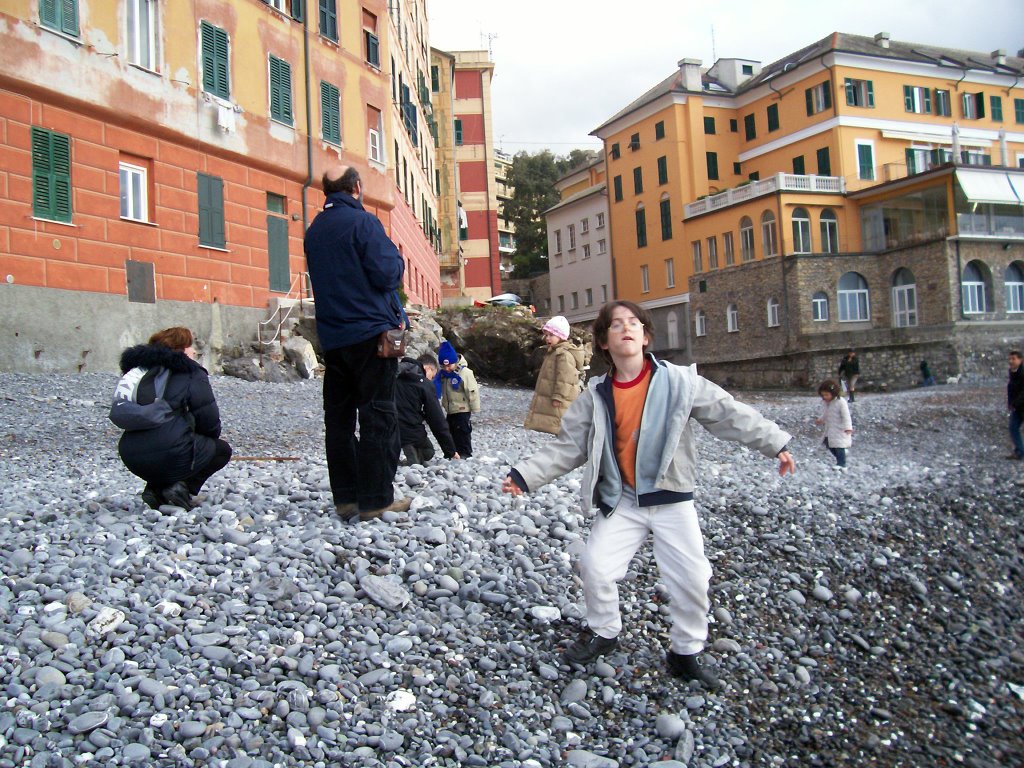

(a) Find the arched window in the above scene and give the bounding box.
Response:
[961,260,989,314]
[792,208,812,254]
[695,309,706,337]
[667,312,679,348]
[812,291,829,321]
[820,209,839,254]
[739,217,755,261]
[838,272,870,322]
[891,268,918,327]
[1005,262,1024,314]
[761,210,778,257]
[726,303,739,332]
[767,297,780,327]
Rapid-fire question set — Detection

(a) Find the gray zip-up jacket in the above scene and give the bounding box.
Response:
[510,355,791,515]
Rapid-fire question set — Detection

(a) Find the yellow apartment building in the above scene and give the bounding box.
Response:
[593,32,1024,387]
[0,0,442,372]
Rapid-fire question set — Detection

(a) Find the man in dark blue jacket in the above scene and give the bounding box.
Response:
[305,166,409,521]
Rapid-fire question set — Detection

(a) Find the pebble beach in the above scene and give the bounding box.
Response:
[1,372,1022,767]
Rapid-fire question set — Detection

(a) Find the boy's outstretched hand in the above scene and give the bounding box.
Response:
[777,450,796,476]
[502,475,523,496]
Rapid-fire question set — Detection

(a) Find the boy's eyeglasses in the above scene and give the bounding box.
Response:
[608,318,643,332]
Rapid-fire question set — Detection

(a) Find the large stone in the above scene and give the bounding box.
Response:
[282,336,319,379]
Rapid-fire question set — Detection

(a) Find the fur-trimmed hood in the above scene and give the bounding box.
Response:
[119,344,204,374]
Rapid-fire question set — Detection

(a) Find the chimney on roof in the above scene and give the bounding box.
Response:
[678,58,703,92]
[991,49,1007,65]
[874,32,891,49]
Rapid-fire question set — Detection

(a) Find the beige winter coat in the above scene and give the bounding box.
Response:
[440,356,480,414]
[524,341,585,435]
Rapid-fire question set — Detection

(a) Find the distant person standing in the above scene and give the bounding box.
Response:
[304,165,409,521]
[838,350,860,402]
[524,315,585,435]
[1007,350,1024,460]
[437,340,480,457]
[919,360,936,387]
[815,380,853,467]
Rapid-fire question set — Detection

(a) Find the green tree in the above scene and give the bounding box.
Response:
[507,149,596,277]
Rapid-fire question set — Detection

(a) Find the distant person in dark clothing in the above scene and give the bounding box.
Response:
[304,165,409,521]
[116,327,231,510]
[396,354,459,465]
[920,360,936,387]
[1007,350,1024,460]
[838,350,860,402]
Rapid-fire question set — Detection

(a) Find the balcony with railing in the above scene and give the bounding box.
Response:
[684,173,845,219]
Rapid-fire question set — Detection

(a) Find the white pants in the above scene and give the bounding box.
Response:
[580,493,712,655]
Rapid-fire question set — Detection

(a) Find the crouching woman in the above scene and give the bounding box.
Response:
[117,327,232,509]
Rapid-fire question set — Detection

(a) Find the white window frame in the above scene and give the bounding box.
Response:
[810,82,829,114]
[691,241,702,273]
[127,0,158,71]
[695,309,706,337]
[119,161,148,222]
[596,212,605,228]
[597,239,607,255]
[568,223,576,250]
[582,243,591,260]
[855,140,876,181]
[761,212,778,257]
[726,303,739,333]
[962,281,985,313]
[892,283,918,327]
[665,257,675,288]
[585,288,593,306]
[558,295,565,312]
[812,292,829,322]
[792,209,811,254]
[767,297,780,327]
[368,119,384,164]
[820,210,839,254]
[707,236,718,269]
[601,284,608,302]
[554,229,562,253]
[268,0,286,10]
[571,291,579,310]
[723,231,735,265]
[838,272,870,322]
[740,218,754,261]
[641,264,650,293]
[1006,265,1024,313]
[581,217,589,234]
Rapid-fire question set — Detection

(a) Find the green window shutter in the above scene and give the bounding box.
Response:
[657,156,668,184]
[431,65,439,92]
[319,0,337,41]
[822,81,831,109]
[31,127,72,223]
[655,120,665,140]
[269,55,293,123]
[201,22,230,99]
[991,96,1003,122]
[845,78,855,106]
[922,88,931,113]
[857,144,874,179]
[1016,98,1024,124]
[321,81,340,144]
[706,152,718,181]
[40,0,79,36]
[660,199,672,241]
[744,113,756,140]
[633,167,643,194]
[805,87,813,116]
[903,85,913,111]
[978,93,985,119]
[817,147,831,176]
[613,175,622,202]
[366,32,380,67]
[61,0,79,35]
[703,116,715,135]
[767,103,779,132]
[198,173,225,248]
[866,81,874,107]
[267,216,290,292]
[905,147,916,175]
[40,0,59,29]
[291,0,304,22]
[792,155,805,175]
[453,118,462,145]
[635,209,647,248]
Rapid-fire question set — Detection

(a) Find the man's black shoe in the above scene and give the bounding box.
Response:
[562,629,618,665]
[162,481,194,510]
[141,486,163,510]
[667,651,721,689]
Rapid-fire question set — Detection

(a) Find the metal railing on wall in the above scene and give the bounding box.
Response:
[257,271,312,347]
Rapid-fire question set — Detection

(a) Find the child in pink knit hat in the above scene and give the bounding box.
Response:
[525,316,585,435]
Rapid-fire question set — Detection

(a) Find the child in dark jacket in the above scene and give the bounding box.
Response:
[116,327,231,510]
[395,355,458,465]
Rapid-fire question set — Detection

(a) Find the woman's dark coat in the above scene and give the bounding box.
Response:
[116,344,222,485]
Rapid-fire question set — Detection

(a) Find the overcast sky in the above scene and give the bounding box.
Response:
[427,0,1024,157]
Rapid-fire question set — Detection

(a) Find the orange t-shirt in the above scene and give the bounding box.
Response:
[612,361,652,490]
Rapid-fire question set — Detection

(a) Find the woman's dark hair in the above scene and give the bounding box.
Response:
[149,327,193,352]
[592,300,654,365]
[818,379,840,398]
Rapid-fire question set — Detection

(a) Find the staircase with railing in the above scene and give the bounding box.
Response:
[257,271,313,347]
